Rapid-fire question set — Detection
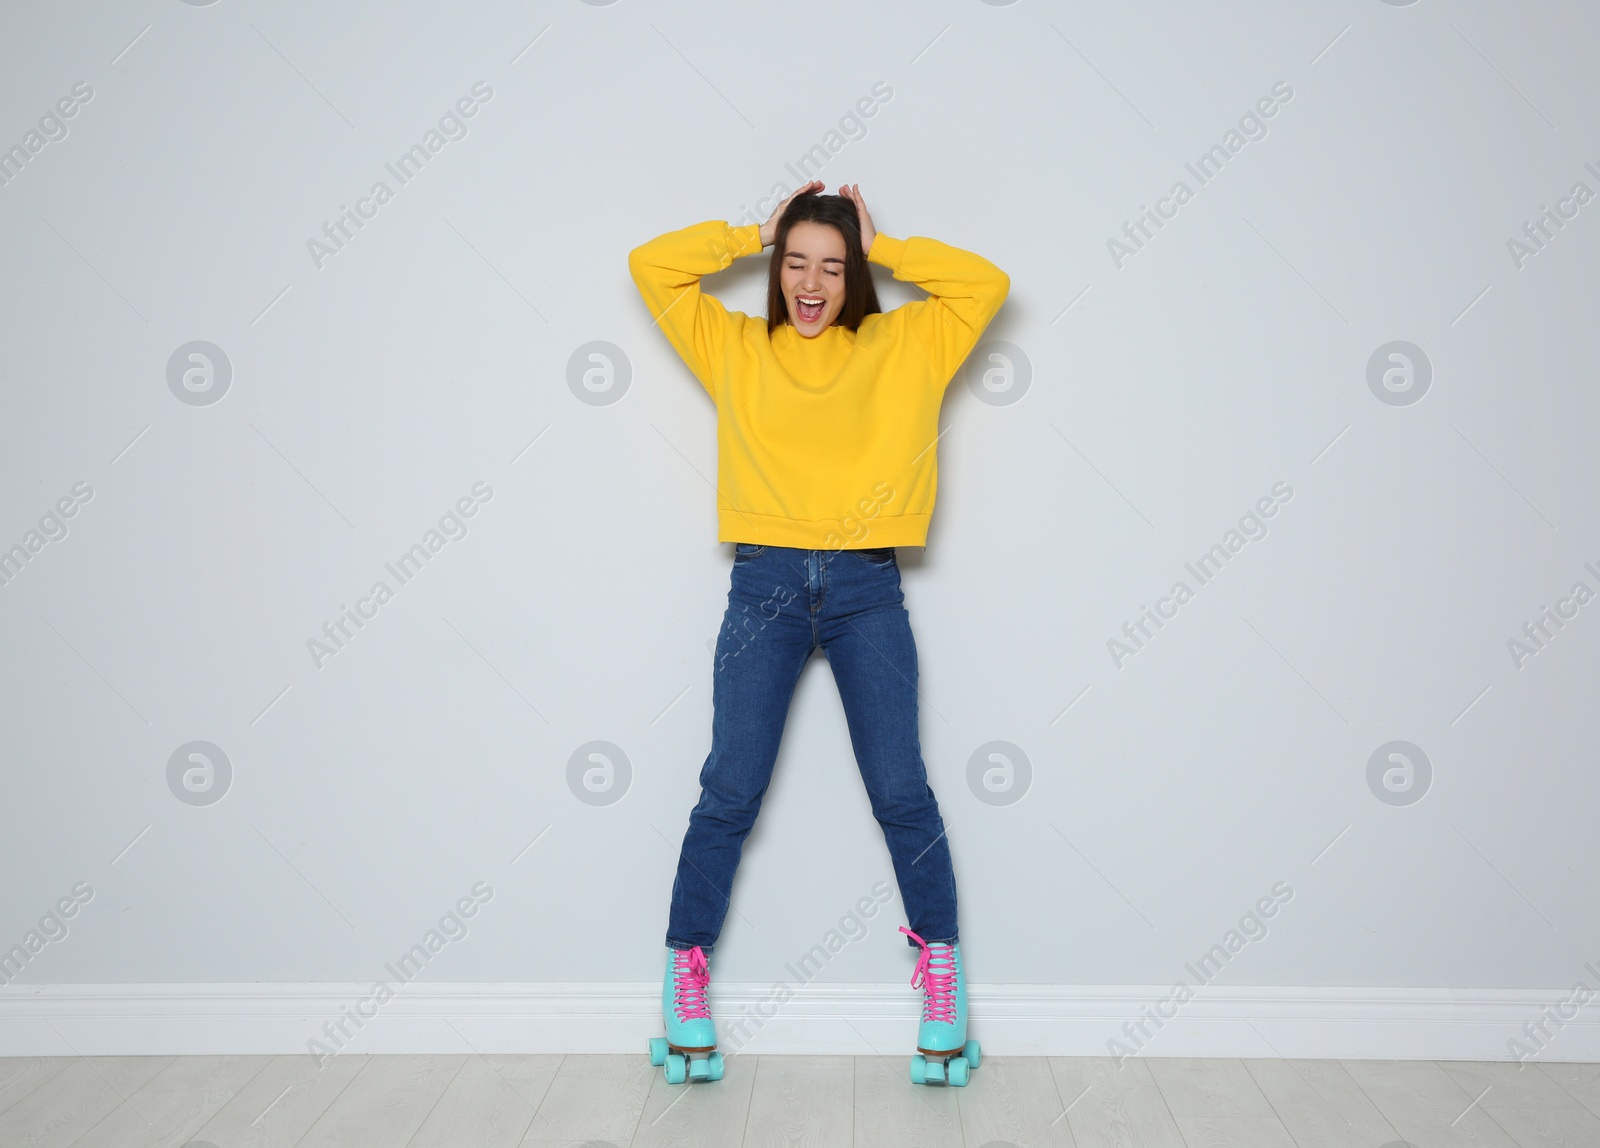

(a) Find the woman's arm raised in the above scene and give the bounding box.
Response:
[628,182,822,400]
[628,220,763,401]
[847,185,1011,384]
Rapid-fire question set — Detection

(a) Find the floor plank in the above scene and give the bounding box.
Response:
[1049,1056,1187,1148]
[1244,1057,1403,1147]
[519,1054,651,1143]
[1536,1061,1600,1117]
[138,1053,275,1091]
[854,1053,964,1148]
[1342,1058,1521,1147]
[742,1055,853,1148]
[1484,1104,1600,1147]
[1144,1056,1277,1119]
[295,1053,464,1148]
[0,1057,173,1148]
[1173,1115,1299,1147]
[187,1052,369,1148]
[955,1054,1075,1146]
[632,1047,757,1148]
[1438,1060,1589,1110]
[410,1054,562,1148]
[68,1055,273,1148]
[0,1058,73,1118]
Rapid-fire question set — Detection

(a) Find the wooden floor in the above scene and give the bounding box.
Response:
[0,1052,1596,1147]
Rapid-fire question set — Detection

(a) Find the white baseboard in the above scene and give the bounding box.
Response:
[1,982,1594,1063]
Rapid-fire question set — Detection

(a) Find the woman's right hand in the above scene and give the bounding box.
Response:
[758,179,822,248]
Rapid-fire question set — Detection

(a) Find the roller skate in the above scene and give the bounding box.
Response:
[899,926,981,1086]
[647,945,724,1083]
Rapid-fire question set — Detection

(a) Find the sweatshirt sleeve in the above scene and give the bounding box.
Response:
[628,220,765,401]
[866,231,1010,385]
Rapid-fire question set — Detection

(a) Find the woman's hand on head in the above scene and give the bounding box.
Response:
[839,183,875,255]
[758,180,823,248]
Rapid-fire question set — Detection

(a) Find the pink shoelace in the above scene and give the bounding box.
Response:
[899,927,957,1025]
[671,945,711,1021]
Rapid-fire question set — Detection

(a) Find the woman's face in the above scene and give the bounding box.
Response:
[781,221,846,337]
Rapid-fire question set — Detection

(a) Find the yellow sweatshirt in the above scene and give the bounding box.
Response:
[628,220,1009,549]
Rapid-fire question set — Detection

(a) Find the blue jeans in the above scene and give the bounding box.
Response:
[665,543,959,953]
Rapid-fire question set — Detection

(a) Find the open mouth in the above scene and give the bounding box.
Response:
[795,295,825,324]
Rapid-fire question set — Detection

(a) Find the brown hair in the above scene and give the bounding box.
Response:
[765,190,883,335]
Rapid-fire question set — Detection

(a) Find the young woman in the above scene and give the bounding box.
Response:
[628,181,1009,1086]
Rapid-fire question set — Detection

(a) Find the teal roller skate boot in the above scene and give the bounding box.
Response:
[646,945,724,1084]
[899,926,981,1086]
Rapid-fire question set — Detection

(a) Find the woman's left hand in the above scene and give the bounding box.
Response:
[839,183,876,255]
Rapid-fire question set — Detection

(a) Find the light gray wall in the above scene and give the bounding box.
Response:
[3,0,1596,1006]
